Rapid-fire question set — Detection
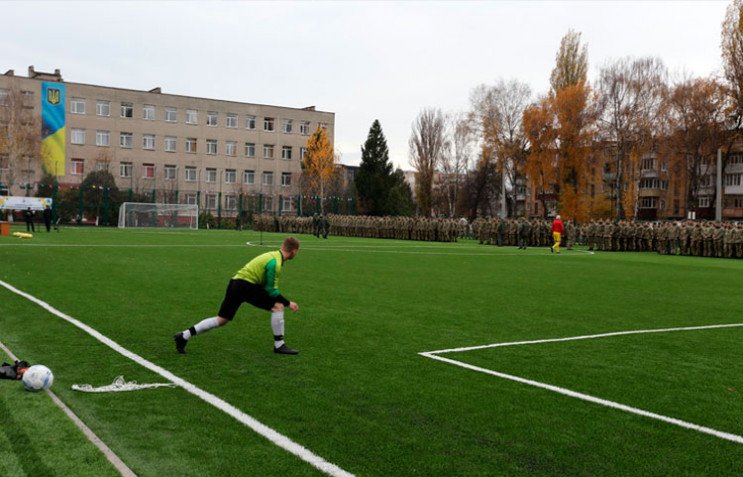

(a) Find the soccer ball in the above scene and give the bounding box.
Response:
[22,365,54,392]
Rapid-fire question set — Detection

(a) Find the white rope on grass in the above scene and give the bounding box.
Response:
[72,375,178,393]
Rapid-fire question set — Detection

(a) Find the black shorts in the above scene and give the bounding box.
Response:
[218,279,276,320]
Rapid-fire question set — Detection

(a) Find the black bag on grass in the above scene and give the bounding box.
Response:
[0,360,30,380]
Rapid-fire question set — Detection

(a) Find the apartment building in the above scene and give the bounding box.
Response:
[0,66,335,215]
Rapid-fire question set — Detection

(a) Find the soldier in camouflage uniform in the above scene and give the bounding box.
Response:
[518,217,531,249]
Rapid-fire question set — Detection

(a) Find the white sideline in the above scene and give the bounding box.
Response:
[420,323,743,445]
[0,340,137,477]
[0,279,354,477]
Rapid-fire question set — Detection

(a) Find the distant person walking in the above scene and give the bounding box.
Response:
[551,215,564,254]
[23,207,35,233]
[174,237,302,355]
[43,205,53,232]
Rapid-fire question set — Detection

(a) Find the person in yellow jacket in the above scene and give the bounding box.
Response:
[174,237,301,355]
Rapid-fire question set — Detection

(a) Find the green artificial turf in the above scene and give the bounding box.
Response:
[0,224,742,476]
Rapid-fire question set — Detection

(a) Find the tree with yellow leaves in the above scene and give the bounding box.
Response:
[302,126,339,213]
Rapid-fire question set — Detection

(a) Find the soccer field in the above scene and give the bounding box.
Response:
[1,226,742,476]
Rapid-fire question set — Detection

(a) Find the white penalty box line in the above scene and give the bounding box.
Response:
[0,279,354,477]
[419,323,743,445]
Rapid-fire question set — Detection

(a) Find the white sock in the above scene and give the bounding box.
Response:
[183,317,220,340]
[271,312,285,348]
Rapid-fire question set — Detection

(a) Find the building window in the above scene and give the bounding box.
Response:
[264,144,274,159]
[143,104,155,120]
[281,146,292,160]
[206,193,217,210]
[143,163,155,179]
[97,100,110,117]
[207,111,218,127]
[263,196,273,212]
[186,109,198,125]
[282,119,293,133]
[165,107,177,122]
[185,166,197,182]
[96,130,110,146]
[725,173,742,187]
[120,102,133,118]
[300,147,306,160]
[225,169,236,184]
[71,159,84,176]
[262,171,274,185]
[244,170,255,185]
[71,97,86,114]
[206,139,217,155]
[184,193,197,205]
[281,172,291,187]
[319,122,328,130]
[165,136,176,152]
[186,138,197,153]
[120,132,133,148]
[300,121,310,135]
[164,165,176,180]
[226,113,238,128]
[143,134,155,150]
[245,143,256,157]
[224,194,237,210]
[639,197,657,209]
[264,117,274,131]
[225,141,237,156]
[206,168,217,183]
[282,195,292,212]
[246,115,256,130]
[120,162,133,178]
[71,128,86,145]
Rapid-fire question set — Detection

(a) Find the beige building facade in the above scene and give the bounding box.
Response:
[0,66,335,215]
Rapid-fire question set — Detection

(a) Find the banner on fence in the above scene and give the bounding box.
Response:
[0,196,53,210]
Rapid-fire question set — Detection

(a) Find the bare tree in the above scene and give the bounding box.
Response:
[469,79,531,216]
[0,87,42,195]
[436,112,473,217]
[661,75,726,218]
[409,108,449,217]
[597,56,667,219]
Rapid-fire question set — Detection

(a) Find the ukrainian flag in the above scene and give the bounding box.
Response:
[41,82,65,176]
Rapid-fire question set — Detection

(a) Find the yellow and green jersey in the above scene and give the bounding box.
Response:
[233,250,285,300]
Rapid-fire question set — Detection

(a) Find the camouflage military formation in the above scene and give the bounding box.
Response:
[578,219,743,259]
[252,214,467,242]
[250,214,743,258]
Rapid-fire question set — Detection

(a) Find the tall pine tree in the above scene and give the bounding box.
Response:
[355,120,394,215]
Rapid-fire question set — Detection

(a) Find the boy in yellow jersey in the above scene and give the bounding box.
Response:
[174,237,300,355]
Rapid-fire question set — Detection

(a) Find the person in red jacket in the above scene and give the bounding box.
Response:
[551,215,565,254]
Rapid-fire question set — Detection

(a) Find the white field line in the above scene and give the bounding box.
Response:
[420,323,743,446]
[0,279,354,477]
[0,340,137,477]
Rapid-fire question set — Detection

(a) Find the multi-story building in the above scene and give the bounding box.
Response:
[0,66,335,216]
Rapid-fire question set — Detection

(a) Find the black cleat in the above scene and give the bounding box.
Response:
[174,332,187,354]
[274,344,299,355]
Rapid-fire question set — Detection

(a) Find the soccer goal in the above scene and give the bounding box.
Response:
[118,203,198,229]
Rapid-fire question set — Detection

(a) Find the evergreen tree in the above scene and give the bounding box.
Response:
[386,169,416,216]
[355,120,394,215]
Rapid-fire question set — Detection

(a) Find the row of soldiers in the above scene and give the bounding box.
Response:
[472,218,574,248]
[580,219,743,258]
[251,213,743,259]
[253,214,467,242]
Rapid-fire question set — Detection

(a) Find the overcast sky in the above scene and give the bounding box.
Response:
[2,0,731,170]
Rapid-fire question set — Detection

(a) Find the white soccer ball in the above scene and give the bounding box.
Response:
[22,365,54,392]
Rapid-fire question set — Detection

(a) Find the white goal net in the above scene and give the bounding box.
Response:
[118,202,198,229]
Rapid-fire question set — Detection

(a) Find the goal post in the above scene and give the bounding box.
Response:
[118,203,199,229]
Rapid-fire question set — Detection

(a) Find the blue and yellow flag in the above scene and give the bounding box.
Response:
[41,82,65,176]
